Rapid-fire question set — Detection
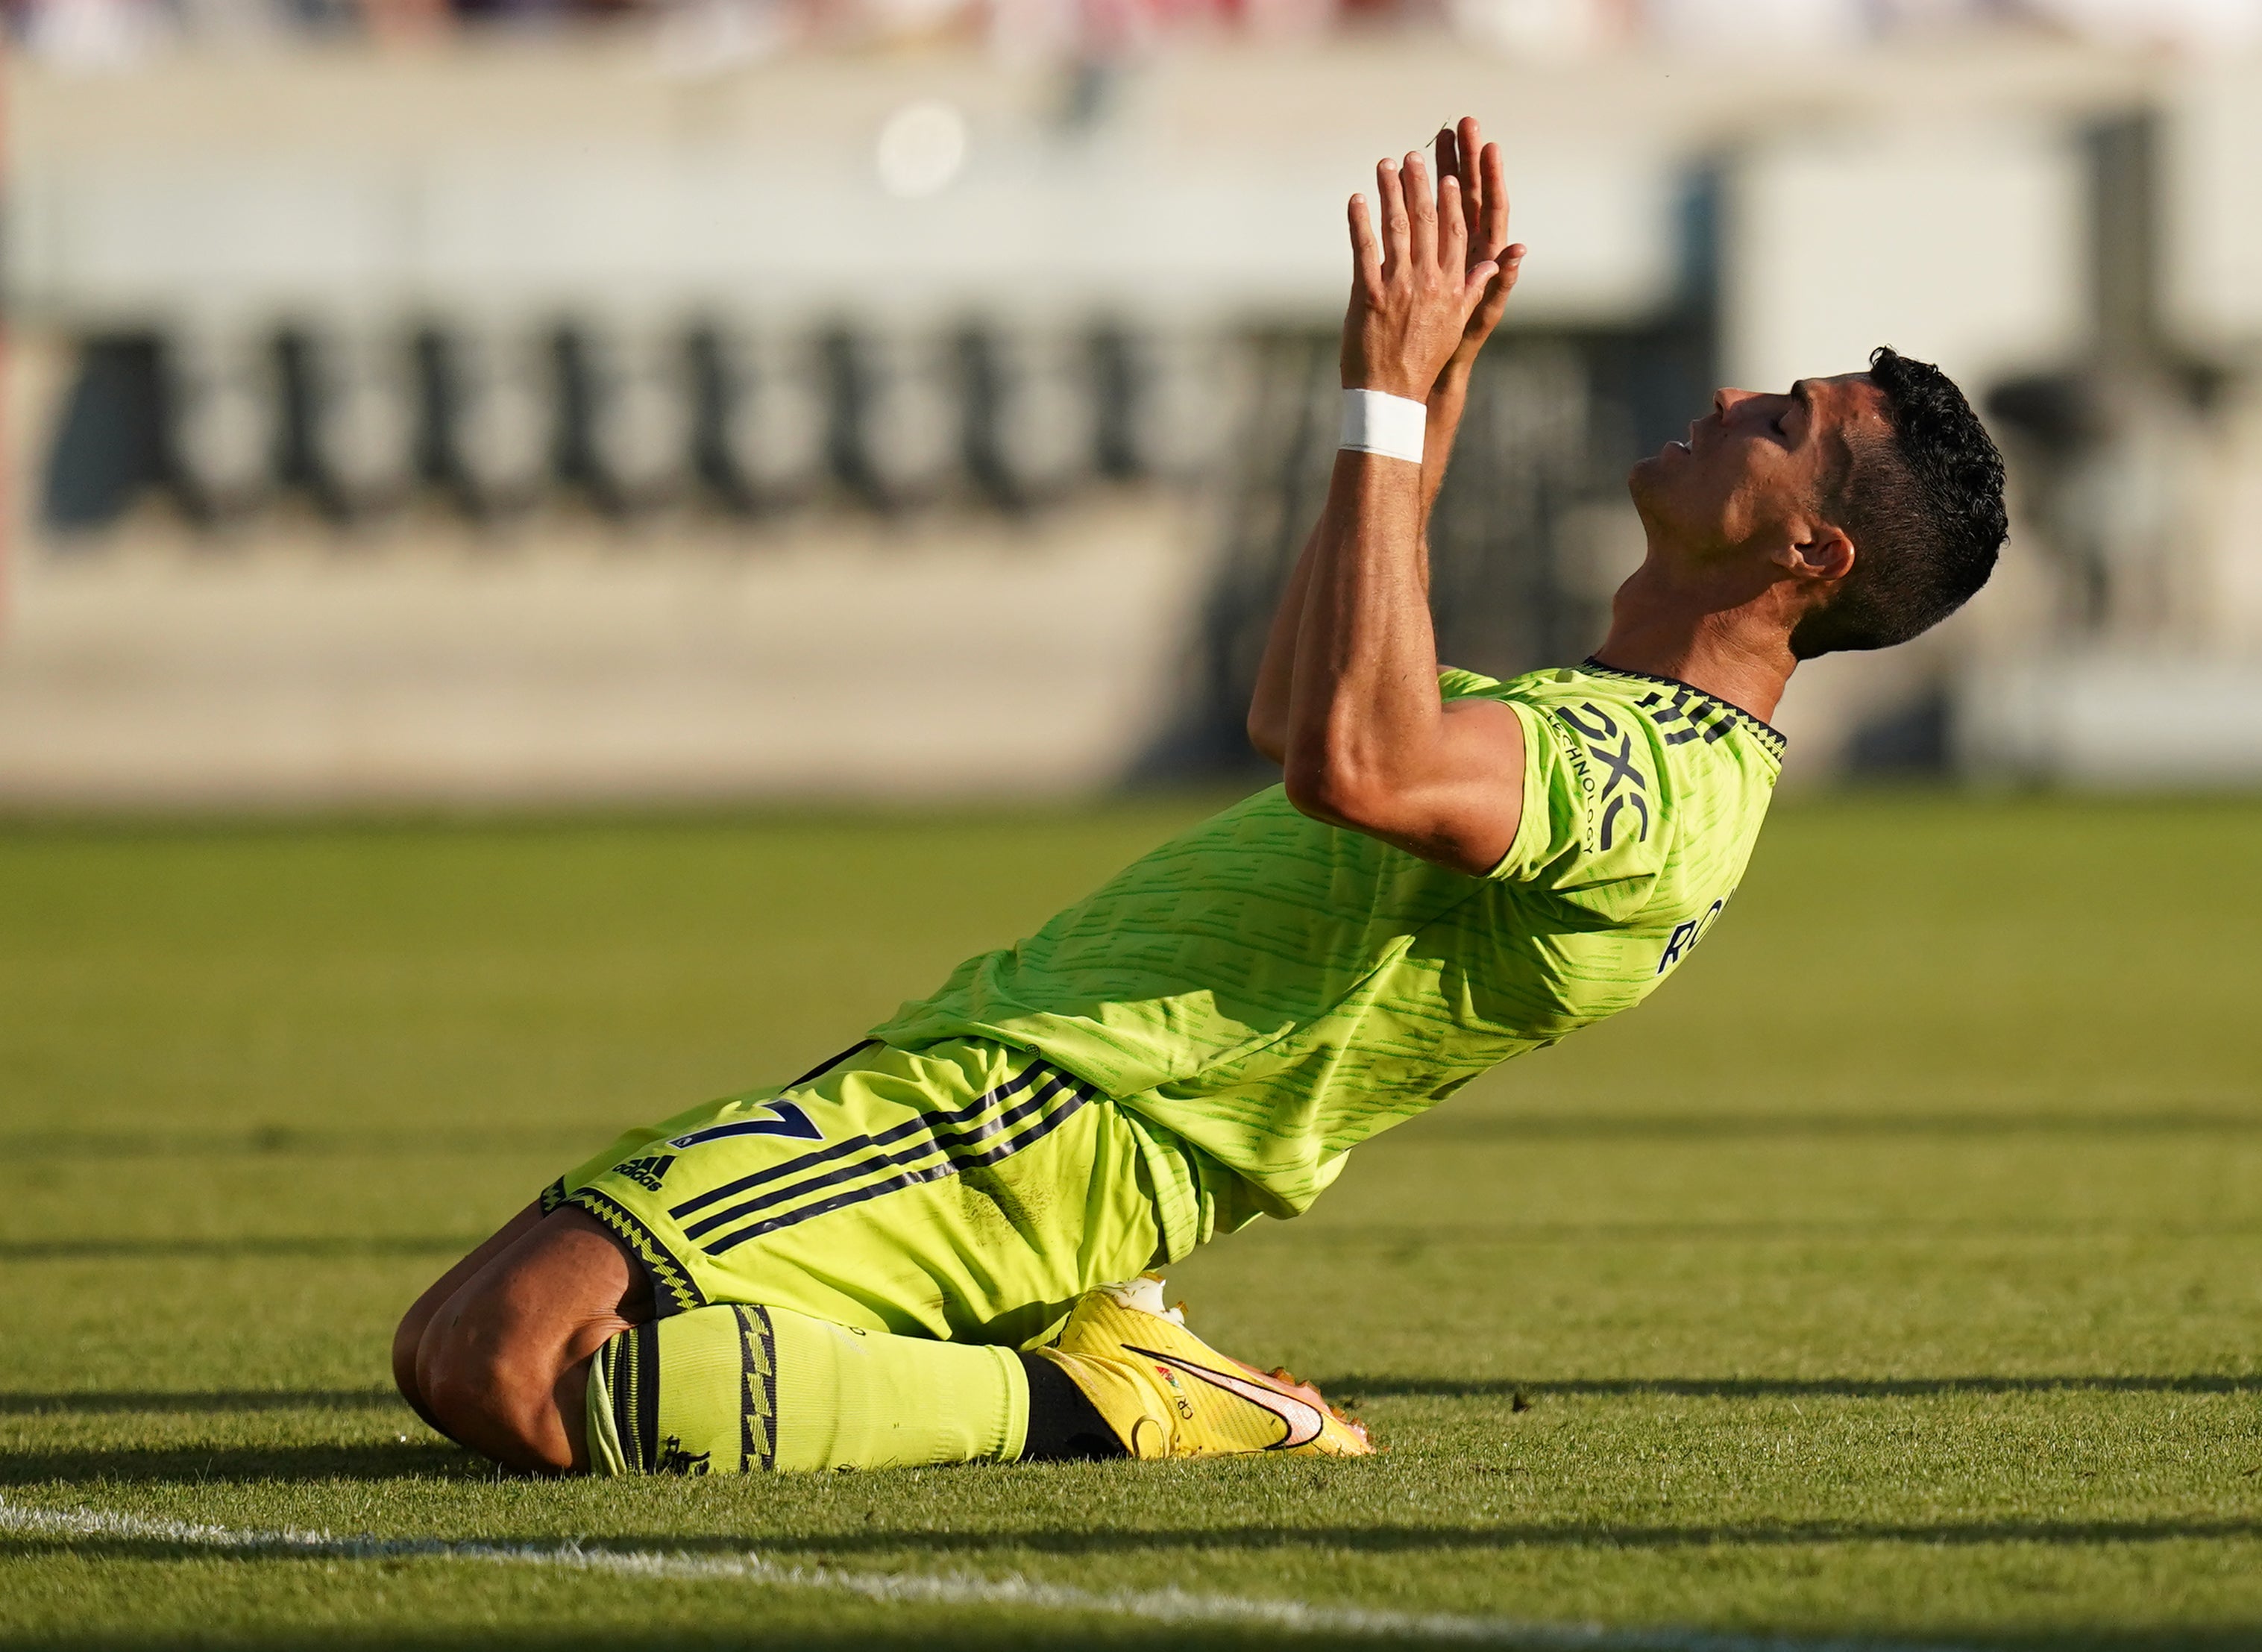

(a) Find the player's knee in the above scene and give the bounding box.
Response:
[416,1298,576,1474]
[390,1304,430,1413]
[393,1269,479,1439]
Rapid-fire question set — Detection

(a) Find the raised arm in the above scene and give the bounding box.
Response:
[1248,119,1524,767]
[1264,143,1530,878]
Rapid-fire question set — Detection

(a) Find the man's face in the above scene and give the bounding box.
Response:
[1627,371,1888,568]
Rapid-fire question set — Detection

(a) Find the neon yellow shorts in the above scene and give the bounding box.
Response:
[547,1038,1210,1351]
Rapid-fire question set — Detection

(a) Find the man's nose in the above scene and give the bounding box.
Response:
[1714,387,1756,416]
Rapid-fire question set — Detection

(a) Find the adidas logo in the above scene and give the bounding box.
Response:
[615,1153,676,1193]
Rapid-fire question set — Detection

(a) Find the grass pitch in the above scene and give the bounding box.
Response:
[1,792,2259,1650]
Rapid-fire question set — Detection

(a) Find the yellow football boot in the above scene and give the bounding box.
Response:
[1031,1275,1373,1460]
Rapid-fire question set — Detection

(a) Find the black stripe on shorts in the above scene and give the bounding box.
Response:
[669,1061,1056,1224]
[700,1075,1092,1256]
[682,1066,1087,1245]
[778,1039,881,1091]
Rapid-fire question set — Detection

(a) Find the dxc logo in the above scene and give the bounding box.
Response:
[1554,703,1650,850]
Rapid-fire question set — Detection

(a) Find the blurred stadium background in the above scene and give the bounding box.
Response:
[7,0,2262,806]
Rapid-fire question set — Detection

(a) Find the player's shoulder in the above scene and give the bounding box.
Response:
[1466,661,1786,776]
[1460,662,1782,911]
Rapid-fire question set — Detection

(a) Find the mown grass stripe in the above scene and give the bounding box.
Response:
[0,1497,1979,1652]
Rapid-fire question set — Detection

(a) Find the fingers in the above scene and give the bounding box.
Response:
[1438,175,1469,273]
[1480,140,1509,256]
[1377,156,1410,276]
[1474,244,1527,324]
[1372,129,1495,288]
[1348,192,1383,299]
[1492,245,1527,308]
[1436,126,1471,251]
[1455,117,1484,245]
[1402,150,1437,270]
[1461,257,1501,316]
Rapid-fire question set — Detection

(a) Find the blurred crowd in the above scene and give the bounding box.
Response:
[8,0,2259,70]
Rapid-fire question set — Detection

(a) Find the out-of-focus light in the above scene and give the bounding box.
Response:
[28,0,173,74]
[655,0,789,78]
[1649,0,1868,54]
[1447,0,1611,60]
[876,101,970,200]
[2028,0,2262,51]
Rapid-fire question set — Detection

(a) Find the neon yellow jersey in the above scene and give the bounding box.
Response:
[870,662,1785,1219]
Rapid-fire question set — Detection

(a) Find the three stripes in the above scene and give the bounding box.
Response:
[668,1056,1096,1257]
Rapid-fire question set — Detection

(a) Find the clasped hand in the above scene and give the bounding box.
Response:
[1341,120,1525,401]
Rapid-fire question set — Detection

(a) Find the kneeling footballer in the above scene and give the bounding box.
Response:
[395,117,2008,1475]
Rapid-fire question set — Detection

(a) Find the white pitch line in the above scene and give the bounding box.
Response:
[0,1495,1978,1652]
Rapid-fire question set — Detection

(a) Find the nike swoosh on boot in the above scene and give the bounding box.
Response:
[1122,1344,1326,1448]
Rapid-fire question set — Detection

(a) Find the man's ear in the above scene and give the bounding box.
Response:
[1775,521,1855,583]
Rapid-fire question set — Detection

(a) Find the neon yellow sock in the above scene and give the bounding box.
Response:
[583,1304,1029,1475]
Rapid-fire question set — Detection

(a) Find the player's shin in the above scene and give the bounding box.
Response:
[582,1303,1041,1474]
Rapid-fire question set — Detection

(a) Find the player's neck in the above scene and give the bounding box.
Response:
[1589,584,1798,725]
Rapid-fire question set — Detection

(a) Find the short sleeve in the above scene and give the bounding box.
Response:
[1482,696,1669,925]
[1438,665,1505,703]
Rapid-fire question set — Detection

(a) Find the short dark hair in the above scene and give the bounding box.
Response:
[1788,346,2008,659]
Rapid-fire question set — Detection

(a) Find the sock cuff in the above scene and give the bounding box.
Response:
[1000,1342,1031,1462]
[583,1334,632,1477]
[588,1321,664,1473]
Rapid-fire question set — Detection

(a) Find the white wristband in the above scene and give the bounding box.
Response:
[1338,388,1427,465]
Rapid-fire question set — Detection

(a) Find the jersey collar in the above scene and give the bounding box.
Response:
[1577,659,1789,759]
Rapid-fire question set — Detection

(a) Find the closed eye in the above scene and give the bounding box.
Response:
[1780,380,1814,442]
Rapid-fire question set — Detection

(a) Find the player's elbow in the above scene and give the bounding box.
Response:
[1246,706,1287,767]
[1283,752,1395,833]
